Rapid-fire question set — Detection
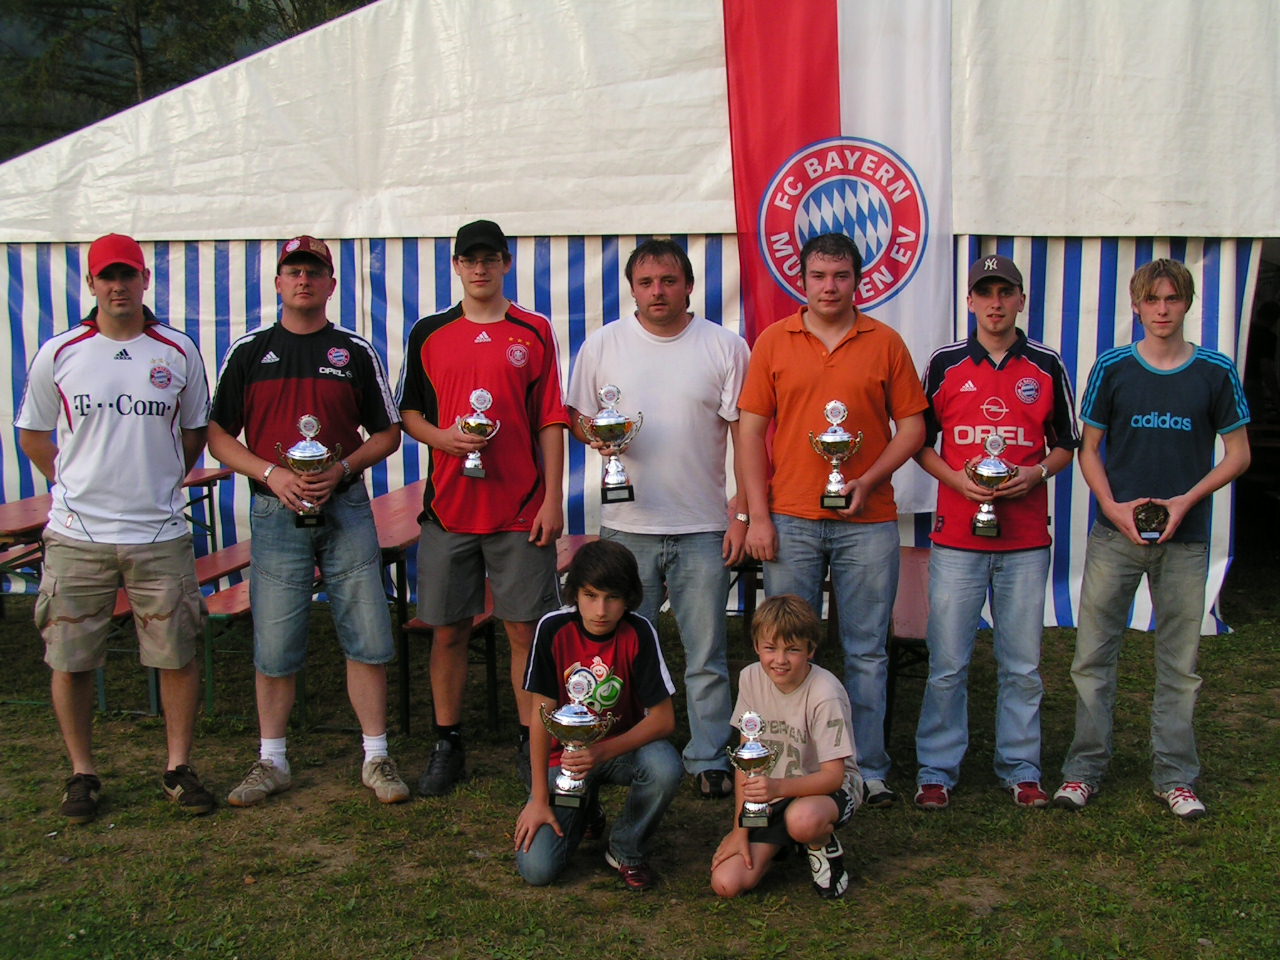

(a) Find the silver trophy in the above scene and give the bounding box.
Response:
[965,434,1015,537]
[726,711,779,828]
[457,388,501,478]
[276,414,341,528]
[809,401,863,510]
[539,668,617,808]
[578,384,644,504]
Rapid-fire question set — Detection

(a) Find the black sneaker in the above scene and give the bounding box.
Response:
[60,773,102,824]
[163,764,216,815]
[418,739,466,797]
[808,835,849,899]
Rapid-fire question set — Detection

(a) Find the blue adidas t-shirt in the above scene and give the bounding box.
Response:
[1080,343,1249,542]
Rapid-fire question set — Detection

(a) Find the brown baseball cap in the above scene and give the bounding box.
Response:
[968,254,1023,291]
[277,236,334,272]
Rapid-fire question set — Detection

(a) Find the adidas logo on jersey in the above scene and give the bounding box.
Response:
[960,379,977,392]
[113,348,132,360]
[261,351,281,364]
[474,331,492,343]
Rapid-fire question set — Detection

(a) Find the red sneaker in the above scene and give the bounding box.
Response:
[605,850,655,891]
[914,783,950,810]
[1010,781,1050,808]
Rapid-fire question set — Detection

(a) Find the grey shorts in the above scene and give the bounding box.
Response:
[36,530,205,672]
[415,523,559,625]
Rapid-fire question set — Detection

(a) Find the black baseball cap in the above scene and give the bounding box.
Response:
[967,254,1023,291]
[454,220,509,258]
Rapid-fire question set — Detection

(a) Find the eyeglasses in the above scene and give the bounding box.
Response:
[280,265,329,279]
[456,255,505,269]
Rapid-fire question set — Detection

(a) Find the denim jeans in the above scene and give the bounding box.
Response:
[600,528,733,775]
[915,545,1050,789]
[249,483,394,676]
[764,514,899,781]
[515,739,683,885]
[1061,523,1208,792]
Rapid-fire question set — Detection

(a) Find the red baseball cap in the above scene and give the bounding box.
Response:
[277,236,334,273]
[87,234,146,275]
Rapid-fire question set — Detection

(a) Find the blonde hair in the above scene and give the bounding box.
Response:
[751,595,821,652]
[1129,259,1195,308]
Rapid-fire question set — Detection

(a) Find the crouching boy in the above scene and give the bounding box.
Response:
[711,595,863,899]
[514,539,682,890]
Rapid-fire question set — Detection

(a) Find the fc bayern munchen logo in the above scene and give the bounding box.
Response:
[758,136,928,310]
[327,347,350,367]
[150,365,172,389]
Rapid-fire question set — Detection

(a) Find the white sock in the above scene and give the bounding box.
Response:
[362,733,389,764]
[260,737,289,774]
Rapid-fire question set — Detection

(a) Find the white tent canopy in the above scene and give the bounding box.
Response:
[1,0,1277,241]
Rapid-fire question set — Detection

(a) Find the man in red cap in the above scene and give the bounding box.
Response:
[16,233,215,823]
[208,236,410,808]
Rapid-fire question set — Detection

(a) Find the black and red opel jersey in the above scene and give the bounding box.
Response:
[210,322,398,483]
[921,331,1079,551]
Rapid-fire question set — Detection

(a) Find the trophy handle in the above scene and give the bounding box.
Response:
[488,420,501,442]
[808,432,827,460]
[576,413,595,440]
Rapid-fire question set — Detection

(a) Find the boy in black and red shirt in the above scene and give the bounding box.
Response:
[514,540,682,891]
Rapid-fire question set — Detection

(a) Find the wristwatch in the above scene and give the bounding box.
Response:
[1038,463,1049,482]
[341,459,352,478]
[733,512,750,525]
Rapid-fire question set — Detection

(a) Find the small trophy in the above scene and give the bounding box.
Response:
[539,668,616,808]
[457,389,501,478]
[965,434,1015,538]
[726,711,779,828]
[809,401,863,510]
[276,414,341,528]
[578,384,644,504]
[1134,502,1169,542]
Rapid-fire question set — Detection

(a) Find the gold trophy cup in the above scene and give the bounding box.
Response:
[276,414,341,528]
[809,401,863,510]
[965,434,1015,537]
[458,388,501,478]
[539,668,617,808]
[578,384,644,504]
[727,711,779,828]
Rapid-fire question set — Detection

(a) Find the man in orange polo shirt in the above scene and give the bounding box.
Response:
[738,233,926,807]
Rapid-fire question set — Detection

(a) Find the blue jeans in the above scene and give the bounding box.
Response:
[764,514,899,781]
[249,484,395,676]
[600,528,733,775]
[516,739,683,885]
[1061,523,1208,792]
[915,545,1049,789]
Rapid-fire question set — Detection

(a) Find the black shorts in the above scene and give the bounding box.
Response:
[746,788,856,847]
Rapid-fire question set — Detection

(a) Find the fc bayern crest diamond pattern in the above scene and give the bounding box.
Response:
[796,178,892,263]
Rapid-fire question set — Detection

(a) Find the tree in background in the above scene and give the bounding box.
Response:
[0,0,374,162]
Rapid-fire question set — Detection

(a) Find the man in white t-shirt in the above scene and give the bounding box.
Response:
[566,238,750,798]
[16,233,214,824]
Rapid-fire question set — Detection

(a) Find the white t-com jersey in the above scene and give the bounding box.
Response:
[15,311,210,544]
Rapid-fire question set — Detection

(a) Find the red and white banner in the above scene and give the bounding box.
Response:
[725,0,953,512]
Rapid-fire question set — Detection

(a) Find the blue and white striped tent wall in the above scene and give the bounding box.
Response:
[2,234,1260,631]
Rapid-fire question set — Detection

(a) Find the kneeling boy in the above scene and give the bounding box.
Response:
[711,595,862,899]
[514,540,682,890]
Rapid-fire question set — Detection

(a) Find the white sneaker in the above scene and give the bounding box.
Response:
[1052,780,1095,811]
[227,759,292,807]
[362,756,410,804]
[1156,786,1206,820]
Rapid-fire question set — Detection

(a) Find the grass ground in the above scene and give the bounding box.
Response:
[1,488,1278,959]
